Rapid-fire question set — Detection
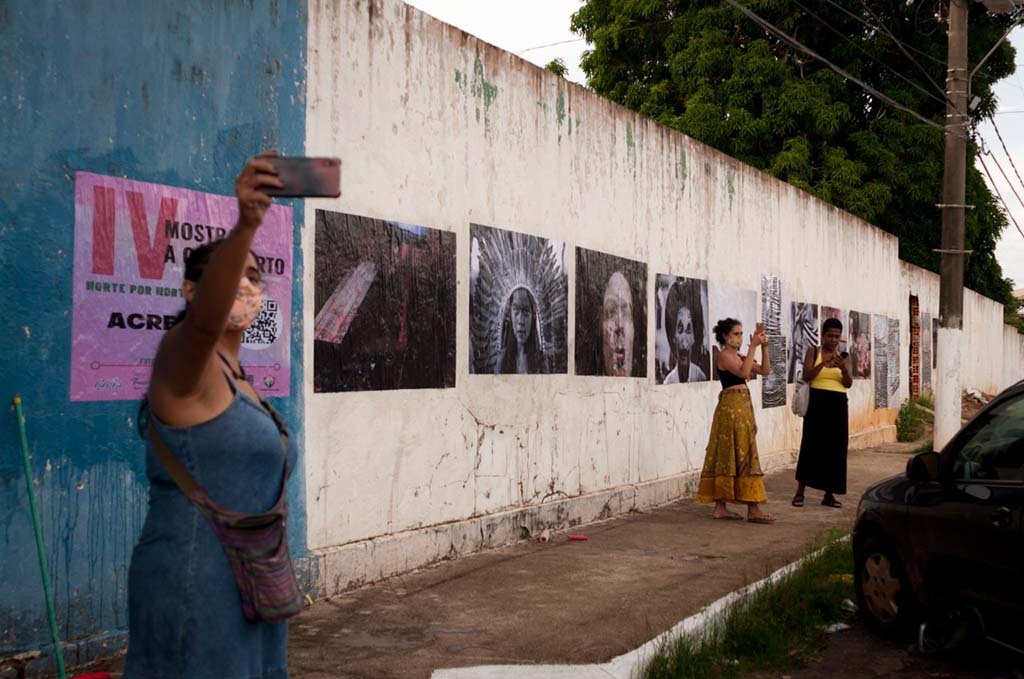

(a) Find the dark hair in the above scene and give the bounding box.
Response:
[823,317,843,334]
[498,287,546,374]
[172,240,224,325]
[665,281,706,365]
[713,318,741,346]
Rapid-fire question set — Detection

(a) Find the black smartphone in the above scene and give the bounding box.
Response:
[264,157,341,198]
[840,351,849,360]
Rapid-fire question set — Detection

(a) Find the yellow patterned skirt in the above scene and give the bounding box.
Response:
[696,389,768,504]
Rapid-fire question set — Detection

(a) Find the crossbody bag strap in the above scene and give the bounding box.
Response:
[148,424,202,498]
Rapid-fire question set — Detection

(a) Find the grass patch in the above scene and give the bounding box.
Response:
[644,532,853,679]
[896,399,933,442]
[915,394,935,410]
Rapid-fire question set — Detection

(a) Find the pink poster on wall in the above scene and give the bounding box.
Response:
[70,172,292,401]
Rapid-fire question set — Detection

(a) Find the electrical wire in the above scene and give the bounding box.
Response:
[820,0,947,66]
[791,0,947,107]
[856,0,948,99]
[989,115,1024,199]
[977,150,1024,240]
[723,0,967,137]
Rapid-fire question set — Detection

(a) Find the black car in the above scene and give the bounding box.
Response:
[853,380,1024,651]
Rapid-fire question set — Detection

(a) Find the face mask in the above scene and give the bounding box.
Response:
[227,277,262,331]
[727,336,743,350]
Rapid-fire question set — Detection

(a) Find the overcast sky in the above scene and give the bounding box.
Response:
[405,0,1024,289]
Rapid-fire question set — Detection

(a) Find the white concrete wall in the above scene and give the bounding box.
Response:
[900,260,1024,395]
[301,0,1024,594]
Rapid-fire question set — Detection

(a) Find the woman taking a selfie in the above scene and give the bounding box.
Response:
[697,318,775,524]
[125,154,297,679]
[792,317,853,509]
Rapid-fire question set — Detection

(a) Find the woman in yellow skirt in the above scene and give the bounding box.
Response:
[697,318,775,523]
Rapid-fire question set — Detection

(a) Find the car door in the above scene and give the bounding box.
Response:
[906,390,1024,644]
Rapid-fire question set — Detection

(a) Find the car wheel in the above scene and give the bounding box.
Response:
[855,535,917,638]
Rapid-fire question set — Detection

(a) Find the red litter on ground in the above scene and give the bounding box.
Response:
[567,535,588,541]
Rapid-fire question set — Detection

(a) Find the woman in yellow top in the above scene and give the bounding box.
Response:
[792,317,853,508]
[697,318,774,524]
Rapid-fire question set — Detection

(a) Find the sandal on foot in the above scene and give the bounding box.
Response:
[791,494,805,507]
[747,514,777,524]
[713,512,744,521]
[821,496,842,508]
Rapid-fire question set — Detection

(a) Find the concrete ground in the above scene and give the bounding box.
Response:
[69,444,912,679]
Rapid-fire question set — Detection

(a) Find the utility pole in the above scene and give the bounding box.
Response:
[935,0,969,449]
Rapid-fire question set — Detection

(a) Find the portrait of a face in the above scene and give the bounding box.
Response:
[499,286,546,374]
[470,224,568,375]
[657,275,710,384]
[601,271,635,377]
[575,248,647,377]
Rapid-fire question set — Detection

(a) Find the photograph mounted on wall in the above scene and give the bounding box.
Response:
[849,311,872,379]
[576,249,647,377]
[873,314,889,408]
[887,318,900,406]
[788,302,819,384]
[762,335,788,408]
[313,210,456,392]
[655,274,710,384]
[760,275,784,337]
[470,224,568,375]
[708,282,758,380]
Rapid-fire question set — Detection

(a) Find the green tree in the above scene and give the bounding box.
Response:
[572,0,1021,315]
[545,57,569,76]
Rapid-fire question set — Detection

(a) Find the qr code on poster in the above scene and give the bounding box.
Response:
[243,298,280,349]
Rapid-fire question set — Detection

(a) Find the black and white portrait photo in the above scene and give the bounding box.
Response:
[470,224,568,375]
[575,248,647,377]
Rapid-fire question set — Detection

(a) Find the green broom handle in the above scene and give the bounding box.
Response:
[13,395,67,679]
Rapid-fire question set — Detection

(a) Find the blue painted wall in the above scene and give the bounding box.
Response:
[0,0,308,661]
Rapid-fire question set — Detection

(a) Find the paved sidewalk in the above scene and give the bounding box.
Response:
[74,444,912,679]
[291,445,909,678]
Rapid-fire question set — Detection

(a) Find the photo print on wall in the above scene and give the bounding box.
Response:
[313,210,457,392]
[887,318,900,406]
[470,224,568,375]
[789,302,820,384]
[708,282,758,380]
[873,314,889,408]
[655,274,710,383]
[849,311,872,379]
[760,275,787,408]
[575,248,648,377]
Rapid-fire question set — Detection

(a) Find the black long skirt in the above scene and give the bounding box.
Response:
[795,388,849,494]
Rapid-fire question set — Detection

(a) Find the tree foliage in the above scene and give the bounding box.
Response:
[545,57,570,76]
[572,0,1021,313]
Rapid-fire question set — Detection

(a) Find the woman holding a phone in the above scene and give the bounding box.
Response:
[792,317,853,508]
[125,154,296,679]
[697,318,775,523]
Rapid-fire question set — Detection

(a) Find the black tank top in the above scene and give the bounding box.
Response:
[719,369,746,389]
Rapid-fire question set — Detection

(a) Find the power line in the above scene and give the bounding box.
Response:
[855,0,948,99]
[989,115,1024,198]
[791,0,947,107]
[517,17,679,54]
[977,150,1024,241]
[723,0,966,137]
[819,0,947,67]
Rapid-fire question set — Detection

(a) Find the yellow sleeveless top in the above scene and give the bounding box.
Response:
[810,349,847,393]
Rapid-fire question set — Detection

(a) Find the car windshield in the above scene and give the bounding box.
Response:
[952,392,1024,482]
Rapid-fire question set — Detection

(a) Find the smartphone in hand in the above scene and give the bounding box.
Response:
[264,157,341,198]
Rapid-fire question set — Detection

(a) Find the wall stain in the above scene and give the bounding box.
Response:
[678,146,688,194]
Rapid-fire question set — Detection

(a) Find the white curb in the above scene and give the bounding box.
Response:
[430,540,841,679]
